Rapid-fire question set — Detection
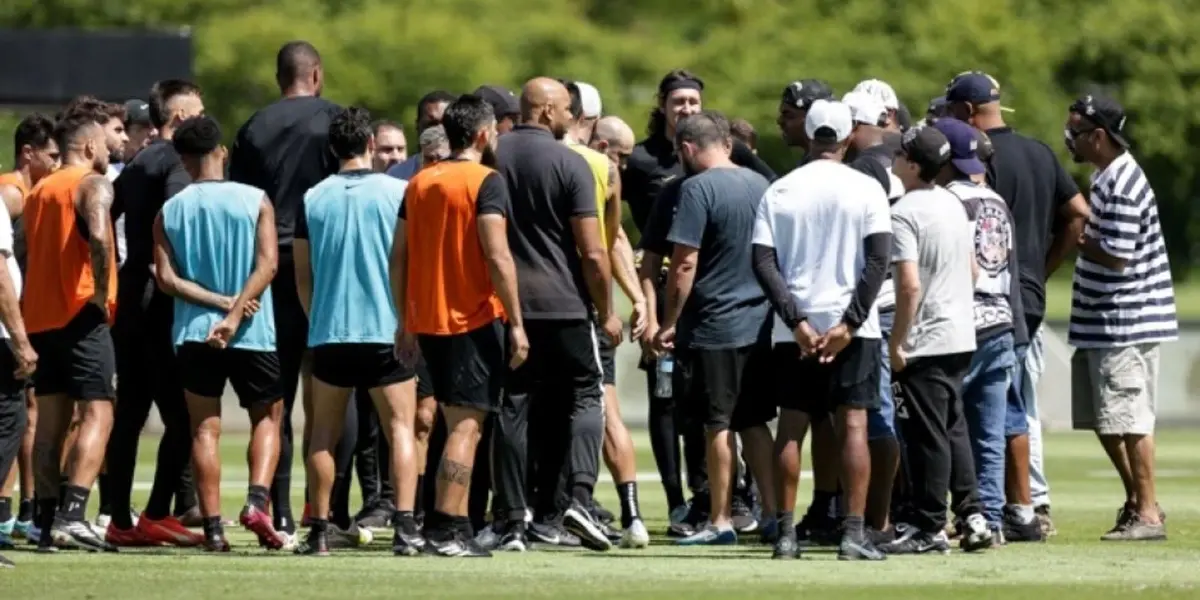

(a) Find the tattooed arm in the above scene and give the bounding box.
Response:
[76,174,114,316]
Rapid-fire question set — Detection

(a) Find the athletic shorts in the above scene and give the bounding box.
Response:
[418,319,505,413]
[416,356,435,400]
[771,337,882,415]
[311,343,415,390]
[674,343,775,432]
[176,342,282,408]
[29,304,116,401]
[597,332,616,386]
[1071,344,1159,436]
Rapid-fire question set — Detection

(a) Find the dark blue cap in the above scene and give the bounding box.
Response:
[946,72,1004,105]
[932,118,985,175]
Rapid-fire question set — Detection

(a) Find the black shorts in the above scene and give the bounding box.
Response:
[176,342,282,408]
[597,333,616,386]
[674,343,775,432]
[29,304,116,401]
[772,337,882,415]
[418,319,506,413]
[312,343,415,390]
[416,356,435,400]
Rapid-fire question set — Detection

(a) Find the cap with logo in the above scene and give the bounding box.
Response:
[575,82,602,119]
[472,85,520,119]
[899,125,951,173]
[945,71,1014,113]
[1069,92,1129,149]
[805,99,853,143]
[852,79,899,111]
[782,79,834,111]
[124,99,152,127]
[932,118,986,175]
[841,91,887,127]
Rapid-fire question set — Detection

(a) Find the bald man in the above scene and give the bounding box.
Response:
[487,77,618,553]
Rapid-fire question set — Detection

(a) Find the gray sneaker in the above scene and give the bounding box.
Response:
[1101,513,1166,541]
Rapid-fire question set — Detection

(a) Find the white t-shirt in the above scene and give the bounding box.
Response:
[0,201,23,340]
[753,159,891,342]
[890,186,977,358]
[108,163,127,267]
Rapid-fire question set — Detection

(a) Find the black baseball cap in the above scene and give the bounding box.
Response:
[898,125,951,173]
[1070,92,1129,148]
[781,79,834,110]
[945,71,1014,112]
[124,99,152,127]
[473,85,519,119]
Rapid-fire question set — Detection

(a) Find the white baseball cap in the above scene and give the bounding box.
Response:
[805,100,853,142]
[841,91,887,126]
[576,82,602,119]
[853,79,900,110]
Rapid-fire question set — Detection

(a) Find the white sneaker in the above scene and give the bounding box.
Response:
[619,519,650,549]
[278,531,300,552]
[961,513,994,553]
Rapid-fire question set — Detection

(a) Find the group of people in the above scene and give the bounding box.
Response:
[0,40,1175,567]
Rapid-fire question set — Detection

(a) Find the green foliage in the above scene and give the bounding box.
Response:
[2,0,1200,272]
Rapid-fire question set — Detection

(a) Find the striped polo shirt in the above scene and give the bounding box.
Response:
[1069,151,1177,348]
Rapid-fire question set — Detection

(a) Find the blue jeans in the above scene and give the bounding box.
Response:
[1006,343,1031,437]
[963,332,1015,528]
[868,310,896,441]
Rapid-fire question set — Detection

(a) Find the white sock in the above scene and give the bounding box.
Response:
[1013,504,1035,524]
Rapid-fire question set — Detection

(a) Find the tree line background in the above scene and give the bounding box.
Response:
[1,0,1198,277]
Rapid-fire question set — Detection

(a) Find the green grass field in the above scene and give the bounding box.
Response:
[3,430,1200,598]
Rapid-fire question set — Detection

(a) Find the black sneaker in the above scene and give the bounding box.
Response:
[668,495,709,538]
[202,530,231,552]
[1034,505,1056,537]
[355,505,393,530]
[1001,506,1044,543]
[959,513,994,553]
[498,521,529,552]
[731,495,758,533]
[598,519,622,543]
[295,529,330,556]
[795,514,840,547]
[425,529,492,557]
[772,534,801,560]
[563,501,613,551]
[881,530,950,555]
[590,500,615,525]
[393,523,426,556]
[527,519,578,548]
[50,518,117,553]
[866,527,895,547]
[838,533,887,561]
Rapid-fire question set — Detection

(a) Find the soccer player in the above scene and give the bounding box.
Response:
[229,41,342,540]
[392,94,526,557]
[105,79,205,548]
[0,114,57,548]
[293,107,418,556]
[654,110,776,547]
[23,114,118,552]
[151,115,286,551]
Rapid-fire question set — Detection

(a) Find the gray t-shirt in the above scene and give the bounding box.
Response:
[666,166,771,349]
[890,186,977,358]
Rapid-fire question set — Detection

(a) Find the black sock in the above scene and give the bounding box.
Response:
[452,515,472,536]
[62,485,90,521]
[571,483,592,507]
[247,485,270,511]
[393,510,416,533]
[37,498,57,529]
[203,516,223,539]
[413,476,423,512]
[811,490,835,524]
[617,482,641,529]
[0,497,11,522]
[831,490,845,520]
[843,515,864,541]
[18,498,33,522]
[310,518,328,535]
[777,510,795,538]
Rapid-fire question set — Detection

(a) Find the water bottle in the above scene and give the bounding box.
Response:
[654,354,674,398]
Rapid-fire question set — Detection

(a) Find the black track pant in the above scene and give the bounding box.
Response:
[270,251,306,533]
[893,351,973,534]
[107,296,192,529]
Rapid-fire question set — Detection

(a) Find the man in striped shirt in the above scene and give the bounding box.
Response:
[1065,92,1174,542]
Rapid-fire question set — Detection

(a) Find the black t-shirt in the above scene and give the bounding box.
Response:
[849,144,894,195]
[496,126,598,320]
[985,127,1079,328]
[229,96,342,249]
[112,139,192,315]
[624,134,775,234]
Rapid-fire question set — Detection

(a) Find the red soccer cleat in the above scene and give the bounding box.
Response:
[240,505,287,550]
[135,515,205,547]
[105,524,155,547]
